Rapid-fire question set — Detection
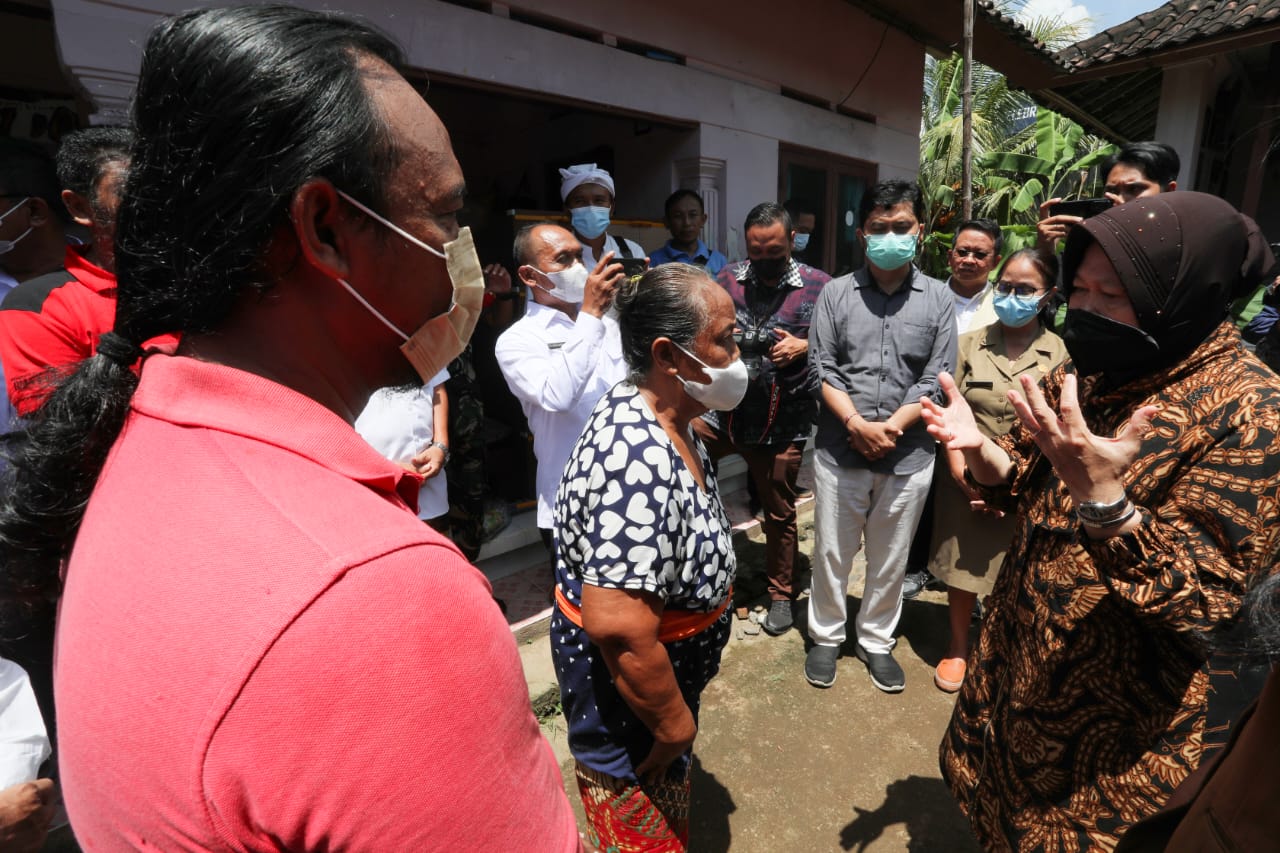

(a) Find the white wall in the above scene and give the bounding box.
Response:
[1155,58,1227,190]
[51,0,923,174]
[698,125,780,262]
[50,0,925,259]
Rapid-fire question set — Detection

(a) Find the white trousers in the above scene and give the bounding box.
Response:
[807,455,933,653]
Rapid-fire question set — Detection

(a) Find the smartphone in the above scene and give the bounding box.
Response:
[1047,198,1112,219]
[618,257,648,277]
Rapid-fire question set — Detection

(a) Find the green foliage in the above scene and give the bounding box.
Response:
[917,2,1117,279]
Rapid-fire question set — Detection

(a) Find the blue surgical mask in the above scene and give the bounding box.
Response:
[570,205,611,240]
[793,233,810,252]
[993,291,1043,328]
[864,232,917,270]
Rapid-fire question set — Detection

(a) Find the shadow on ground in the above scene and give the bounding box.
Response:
[839,774,974,852]
[730,529,813,610]
[689,754,735,852]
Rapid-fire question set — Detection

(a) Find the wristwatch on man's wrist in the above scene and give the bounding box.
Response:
[430,441,451,464]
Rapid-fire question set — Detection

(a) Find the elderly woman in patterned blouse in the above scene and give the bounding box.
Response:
[921,192,1280,852]
[551,262,745,852]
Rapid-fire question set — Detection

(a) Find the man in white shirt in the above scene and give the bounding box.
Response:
[495,222,627,546]
[559,163,645,269]
[945,218,1002,334]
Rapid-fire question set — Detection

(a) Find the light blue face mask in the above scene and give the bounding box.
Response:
[993,290,1044,328]
[864,232,917,270]
[793,233,811,252]
[570,205,611,240]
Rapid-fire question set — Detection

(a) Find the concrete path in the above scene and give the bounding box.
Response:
[523,515,984,852]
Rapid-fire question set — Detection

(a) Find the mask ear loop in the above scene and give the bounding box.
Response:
[334,278,410,341]
[0,197,31,222]
[336,190,447,260]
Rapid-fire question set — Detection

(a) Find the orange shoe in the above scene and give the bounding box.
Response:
[935,657,966,693]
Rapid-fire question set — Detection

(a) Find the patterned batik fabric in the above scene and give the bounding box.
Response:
[941,322,1280,852]
[576,761,690,853]
[444,347,485,561]
[551,382,735,780]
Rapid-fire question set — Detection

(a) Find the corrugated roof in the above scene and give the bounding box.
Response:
[1057,0,1280,70]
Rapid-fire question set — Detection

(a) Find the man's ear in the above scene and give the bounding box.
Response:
[516,264,540,289]
[289,179,353,280]
[60,190,93,228]
[25,197,52,228]
[1166,180,1177,192]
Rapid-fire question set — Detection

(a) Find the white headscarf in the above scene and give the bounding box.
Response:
[559,163,615,202]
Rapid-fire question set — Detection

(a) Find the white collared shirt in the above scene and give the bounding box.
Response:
[582,234,646,269]
[949,279,996,334]
[0,658,50,788]
[495,300,628,528]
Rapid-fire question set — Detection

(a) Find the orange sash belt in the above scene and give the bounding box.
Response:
[554,586,732,643]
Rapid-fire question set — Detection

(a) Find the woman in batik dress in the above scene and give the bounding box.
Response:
[922,192,1280,852]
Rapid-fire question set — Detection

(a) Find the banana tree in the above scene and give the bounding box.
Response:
[976,107,1115,227]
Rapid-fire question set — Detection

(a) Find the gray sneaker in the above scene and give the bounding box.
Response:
[762,600,793,635]
[804,644,839,688]
[854,644,905,693]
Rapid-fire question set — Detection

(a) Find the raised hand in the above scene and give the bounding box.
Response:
[921,372,984,451]
[1007,372,1157,503]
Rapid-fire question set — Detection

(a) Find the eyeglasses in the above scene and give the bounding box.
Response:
[952,248,990,260]
[994,281,1046,298]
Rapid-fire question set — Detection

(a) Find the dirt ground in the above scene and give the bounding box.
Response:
[546,519,984,852]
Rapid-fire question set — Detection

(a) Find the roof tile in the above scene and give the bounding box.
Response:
[1058,0,1280,69]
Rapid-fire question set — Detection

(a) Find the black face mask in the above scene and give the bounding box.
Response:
[750,257,788,282]
[1062,308,1162,384]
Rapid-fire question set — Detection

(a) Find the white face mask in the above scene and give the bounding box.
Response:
[673,342,749,412]
[336,190,485,383]
[533,261,588,304]
[0,197,32,256]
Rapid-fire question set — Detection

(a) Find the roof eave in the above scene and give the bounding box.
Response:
[1044,19,1280,87]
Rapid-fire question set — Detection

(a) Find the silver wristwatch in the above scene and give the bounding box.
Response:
[1075,494,1134,527]
[430,441,451,464]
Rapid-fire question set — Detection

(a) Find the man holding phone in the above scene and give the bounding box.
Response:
[496,223,627,553]
[695,202,830,636]
[1036,141,1179,254]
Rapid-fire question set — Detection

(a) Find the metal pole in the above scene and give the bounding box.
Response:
[961,0,974,220]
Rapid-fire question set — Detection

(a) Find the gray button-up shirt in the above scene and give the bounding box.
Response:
[809,265,956,474]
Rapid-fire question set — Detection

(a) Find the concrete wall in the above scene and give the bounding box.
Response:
[49,0,926,253]
[1155,58,1227,191]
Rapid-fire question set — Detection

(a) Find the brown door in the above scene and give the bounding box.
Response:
[779,145,877,277]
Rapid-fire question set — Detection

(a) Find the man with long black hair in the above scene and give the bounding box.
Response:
[0,6,581,850]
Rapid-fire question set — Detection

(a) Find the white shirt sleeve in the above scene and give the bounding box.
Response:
[496,311,612,413]
[0,659,50,788]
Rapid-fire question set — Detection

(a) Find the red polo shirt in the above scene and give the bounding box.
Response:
[55,355,577,852]
[0,246,117,415]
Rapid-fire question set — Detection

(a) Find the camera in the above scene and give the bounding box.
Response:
[735,326,776,378]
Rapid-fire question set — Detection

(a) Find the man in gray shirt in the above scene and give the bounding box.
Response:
[805,179,956,692]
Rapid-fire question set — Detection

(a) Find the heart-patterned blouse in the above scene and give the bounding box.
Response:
[549,381,736,780]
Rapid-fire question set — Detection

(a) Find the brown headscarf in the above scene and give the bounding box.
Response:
[1061,191,1274,368]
